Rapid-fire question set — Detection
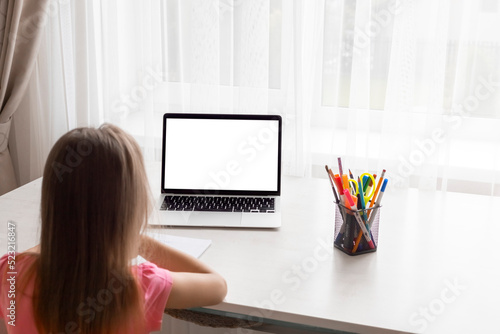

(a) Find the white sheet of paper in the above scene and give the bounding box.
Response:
[135,233,212,264]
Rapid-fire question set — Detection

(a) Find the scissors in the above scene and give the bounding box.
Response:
[348,173,376,203]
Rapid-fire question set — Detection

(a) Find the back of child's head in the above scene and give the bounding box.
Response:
[35,124,151,333]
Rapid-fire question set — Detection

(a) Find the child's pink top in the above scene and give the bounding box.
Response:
[0,253,173,333]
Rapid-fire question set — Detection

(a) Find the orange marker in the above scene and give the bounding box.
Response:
[342,174,349,191]
[333,174,344,194]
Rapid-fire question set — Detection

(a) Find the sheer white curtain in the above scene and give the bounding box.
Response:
[11,0,500,198]
[318,0,500,196]
[96,0,323,177]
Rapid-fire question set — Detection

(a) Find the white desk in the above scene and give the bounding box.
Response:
[1,164,498,334]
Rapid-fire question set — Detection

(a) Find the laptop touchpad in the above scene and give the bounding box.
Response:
[188,212,242,226]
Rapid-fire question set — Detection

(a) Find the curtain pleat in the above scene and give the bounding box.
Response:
[0,0,49,195]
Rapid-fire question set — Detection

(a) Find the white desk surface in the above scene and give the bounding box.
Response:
[1,163,498,334]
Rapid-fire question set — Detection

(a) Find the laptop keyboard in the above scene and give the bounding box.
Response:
[161,196,275,213]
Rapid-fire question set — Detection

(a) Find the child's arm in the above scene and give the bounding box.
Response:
[138,234,227,309]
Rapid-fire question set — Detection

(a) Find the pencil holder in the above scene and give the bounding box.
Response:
[333,202,381,256]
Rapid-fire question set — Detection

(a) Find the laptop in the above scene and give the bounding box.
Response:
[155,113,282,228]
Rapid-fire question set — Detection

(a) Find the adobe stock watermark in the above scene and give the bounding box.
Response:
[203,120,280,191]
[216,0,244,18]
[111,65,165,120]
[353,0,405,54]
[57,270,132,334]
[408,277,466,333]
[392,74,500,188]
[16,0,70,46]
[5,221,17,327]
[232,236,334,333]
[51,140,94,182]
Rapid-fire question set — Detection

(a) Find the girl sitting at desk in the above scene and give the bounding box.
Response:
[0,124,227,333]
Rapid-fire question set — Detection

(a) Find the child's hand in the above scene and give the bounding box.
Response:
[137,234,227,308]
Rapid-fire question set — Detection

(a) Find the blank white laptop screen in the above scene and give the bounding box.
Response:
[163,115,281,194]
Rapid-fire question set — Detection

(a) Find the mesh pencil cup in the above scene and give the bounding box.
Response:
[333,202,381,256]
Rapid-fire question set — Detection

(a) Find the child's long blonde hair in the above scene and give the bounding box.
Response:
[34,124,151,333]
